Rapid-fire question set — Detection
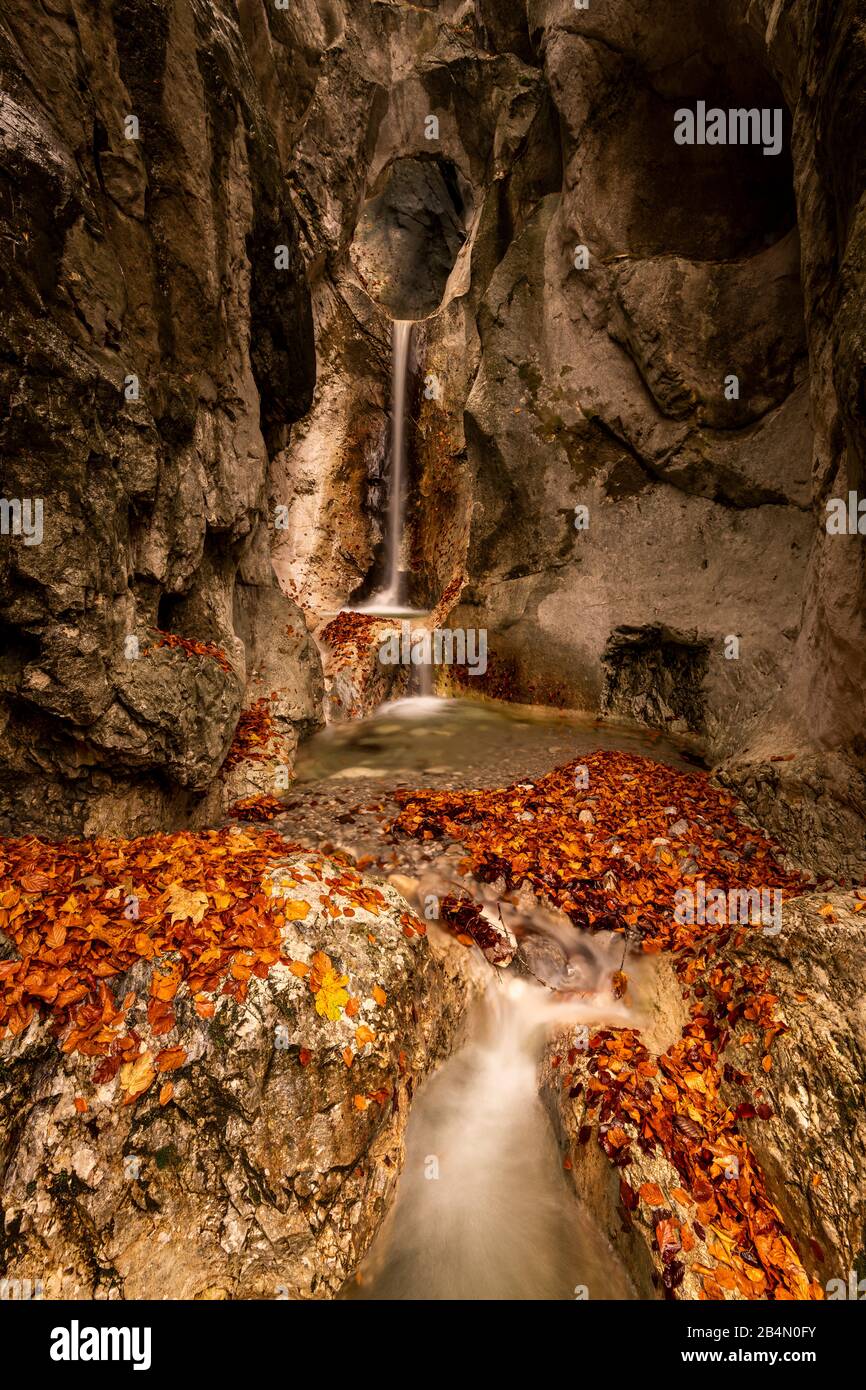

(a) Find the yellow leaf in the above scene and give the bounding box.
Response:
[120,1051,156,1103]
[313,967,350,1021]
[164,882,209,926]
[283,900,311,921]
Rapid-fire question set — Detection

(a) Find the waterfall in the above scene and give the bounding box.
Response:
[371,319,412,611]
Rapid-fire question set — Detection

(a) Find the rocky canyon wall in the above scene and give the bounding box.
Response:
[1,0,864,874]
[270,0,865,877]
[0,0,321,837]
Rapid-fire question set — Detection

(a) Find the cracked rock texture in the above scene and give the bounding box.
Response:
[0,0,318,836]
[728,891,866,1287]
[0,853,477,1299]
[543,890,866,1299]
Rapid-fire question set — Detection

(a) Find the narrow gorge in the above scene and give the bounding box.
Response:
[1,0,865,1324]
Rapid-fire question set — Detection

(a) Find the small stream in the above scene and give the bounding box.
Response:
[344,973,637,1301]
[287,694,687,1302]
[305,321,688,1302]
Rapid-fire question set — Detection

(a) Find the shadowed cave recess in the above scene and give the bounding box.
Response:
[1,0,866,1311]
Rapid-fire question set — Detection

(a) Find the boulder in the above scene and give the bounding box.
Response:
[0,853,478,1299]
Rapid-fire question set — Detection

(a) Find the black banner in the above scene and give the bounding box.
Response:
[3,1294,860,1377]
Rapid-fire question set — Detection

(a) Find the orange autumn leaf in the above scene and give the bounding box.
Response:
[372,985,387,1007]
[159,1082,174,1106]
[638,1182,665,1206]
[0,750,820,1304]
[355,1024,375,1048]
[120,1051,156,1104]
[45,922,67,950]
[342,1046,354,1068]
[156,1047,187,1073]
[150,971,179,1002]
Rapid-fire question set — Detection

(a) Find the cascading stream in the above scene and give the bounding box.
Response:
[345,972,637,1301]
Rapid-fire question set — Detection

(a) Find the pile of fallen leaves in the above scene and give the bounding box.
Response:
[224,696,277,769]
[392,748,823,1299]
[439,893,512,964]
[574,993,819,1300]
[229,794,287,821]
[0,827,302,1052]
[0,829,404,1106]
[320,611,382,673]
[392,750,806,950]
[149,627,233,674]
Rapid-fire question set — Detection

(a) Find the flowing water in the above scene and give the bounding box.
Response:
[344,973,637,1301]
[292,693,689,1300]
[357,319,413,614]
[307,318,690,1301]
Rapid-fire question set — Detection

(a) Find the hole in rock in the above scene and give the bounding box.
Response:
[601,625,710,735]
[350,155,470,319]
[156,592,185,635]
[0,621,40,682]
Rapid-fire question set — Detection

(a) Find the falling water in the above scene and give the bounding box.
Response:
[344,970,637,1301]
[366,319,413,612]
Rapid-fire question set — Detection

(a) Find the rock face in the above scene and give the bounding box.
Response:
[0,851,476,1299]
[543,889,866,1300]
[728,890,866,1287]
[268,0,865,875]
[7,1,861,866]
[0,0,319,836]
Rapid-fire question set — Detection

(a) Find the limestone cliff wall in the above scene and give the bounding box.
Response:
[2,1,864,871]
[0,0,319,836]
[269,0,865,874]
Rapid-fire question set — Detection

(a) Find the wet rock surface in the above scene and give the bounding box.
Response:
[269,0,864,870]
[729,890,866,1285]
[1,0,865,1309]
[3,0,864,866]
